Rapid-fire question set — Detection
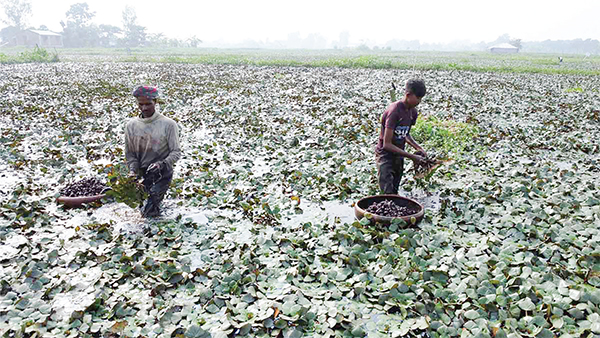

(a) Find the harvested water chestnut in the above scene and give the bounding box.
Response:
[365,200,419,217]
[60,177,107,197]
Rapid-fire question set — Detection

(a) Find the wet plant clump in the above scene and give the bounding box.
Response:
[414,151,443,178]
[366,200,419,217]
[105,165,148,209]
[60,177,107,197]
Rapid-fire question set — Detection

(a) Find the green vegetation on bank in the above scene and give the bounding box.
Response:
[0,46,59,64]
[146,53,600,75]
[412,115,480,157]
[3,46,598,75]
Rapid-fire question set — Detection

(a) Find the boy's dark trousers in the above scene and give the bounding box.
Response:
[377,155,404,195]
[140,165,173,217]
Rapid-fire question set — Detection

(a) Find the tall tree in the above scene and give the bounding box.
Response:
[187,35,202,48]
[121,5,136,29]
[65,2,94,27]
[489,33,511,47]
[1,0,32,30]
[98,24,121,47]
[61,2,99,47]
[121,6,146,47]
[147,32,168,47]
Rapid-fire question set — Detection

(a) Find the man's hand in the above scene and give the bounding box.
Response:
[147,162,161,173]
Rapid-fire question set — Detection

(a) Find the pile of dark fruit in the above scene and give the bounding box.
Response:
[365,200,419,217]
[60,177,108,197]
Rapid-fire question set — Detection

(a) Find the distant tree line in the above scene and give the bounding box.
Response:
[205,32,600,55]
[521,39,600,55]
[0,0,201,48]
[384,34,600,55]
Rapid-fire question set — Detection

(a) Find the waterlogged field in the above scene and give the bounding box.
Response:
[0,53,599,337]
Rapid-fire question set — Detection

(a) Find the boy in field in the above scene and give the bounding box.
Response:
[375,79,428,195]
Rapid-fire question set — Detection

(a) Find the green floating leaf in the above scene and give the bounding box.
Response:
[351,325,366,337]
[168,273,184,285]
[359,217,371,226]
[274,319,287,329]
[284,328,304,338]
[263,318,274,329]
[15,297,30,310]
[464,309,479,320]
[206,303,220,314]
[536,328,554,338]
[551,316,564,329]
[591,321,600,334]
[568,289,581,301]
[518,297,536,311]
[185,325,210,338]
[567,308,584,319]
[238,324,251,336]
[90,322,102,333]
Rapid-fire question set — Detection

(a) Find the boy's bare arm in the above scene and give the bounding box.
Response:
[406,134,427,156]
[383,128,425,162]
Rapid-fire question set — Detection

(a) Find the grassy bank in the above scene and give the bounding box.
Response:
[3,46,598,75]
[0,46,59,64]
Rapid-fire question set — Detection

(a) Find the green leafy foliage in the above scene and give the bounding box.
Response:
[0,46,60,64]
[412,115,479,156]
[105,164,147,208]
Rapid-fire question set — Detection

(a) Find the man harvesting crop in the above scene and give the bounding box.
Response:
[375,79,427,194]
[125,86,181,217]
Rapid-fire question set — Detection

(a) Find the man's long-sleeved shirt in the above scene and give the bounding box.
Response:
[125,112,181,173]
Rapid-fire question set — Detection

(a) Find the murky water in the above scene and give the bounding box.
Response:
[398,188,442,212]
[251,158,271,177]
[0,163,25,197]
[281,199,356,228]
[87,202,148,234]
[555,161,574,171]
[0,234,27,261]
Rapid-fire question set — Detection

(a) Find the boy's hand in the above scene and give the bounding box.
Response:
[411,154,427,164]
[415,150,428,158]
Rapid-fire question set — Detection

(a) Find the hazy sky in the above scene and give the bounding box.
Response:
[19,0,600,45]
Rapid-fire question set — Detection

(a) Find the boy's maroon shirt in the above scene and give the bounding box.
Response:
[375,100,418,158]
